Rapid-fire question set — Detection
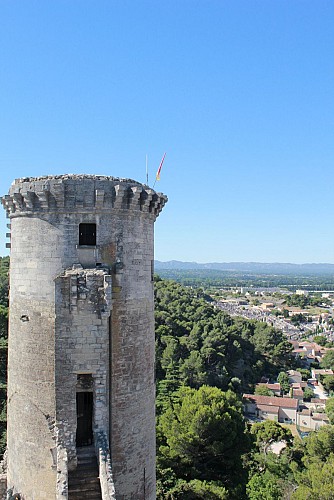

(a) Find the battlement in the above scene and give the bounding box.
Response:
[1,174,167,219]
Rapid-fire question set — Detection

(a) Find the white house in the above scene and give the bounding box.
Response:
[243,394,298,423]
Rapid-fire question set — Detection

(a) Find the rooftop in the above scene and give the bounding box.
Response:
[12,174,145,186]
[243,394,298,409]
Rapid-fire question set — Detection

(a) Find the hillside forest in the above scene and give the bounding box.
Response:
[0,258,334,498]
[154,277,334,499]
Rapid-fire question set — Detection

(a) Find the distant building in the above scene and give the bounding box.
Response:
[288,370,302,384]
[290,341,327,366]
[297,408,329,430]
[311,368,334,382]
[261,302,274,310]
[291,388,304,401]
[291,382,307,390]
[243,394,298,423]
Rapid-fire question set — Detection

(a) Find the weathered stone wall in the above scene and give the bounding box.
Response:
[109,212,156,499]
[2,175,167,499]
[6,215,59,499]
[55,268,112,469]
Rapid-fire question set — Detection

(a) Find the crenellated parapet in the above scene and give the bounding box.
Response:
[1,174,167,219]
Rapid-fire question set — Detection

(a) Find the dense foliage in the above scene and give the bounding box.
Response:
[284,293,331,309]
[155,277,334,499]
[157,386,247,498]
[155,278,292,405]
[321,350,334,370]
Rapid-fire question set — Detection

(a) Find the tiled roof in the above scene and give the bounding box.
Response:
[256,383,280,391]
[312,369,334,375]
[267,383,281,390]
[288,370,302,376]
[243,394,298,409]
[291,382,307,389]
[257,404,279,414]
[299,408,311,415]
[312,413,329,421]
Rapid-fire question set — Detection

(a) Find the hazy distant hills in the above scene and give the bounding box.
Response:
[154,260,334,275]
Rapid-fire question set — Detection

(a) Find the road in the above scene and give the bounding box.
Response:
[311,383,328,400]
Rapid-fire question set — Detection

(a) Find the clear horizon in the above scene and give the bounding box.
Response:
[154,260,334,265]
[1,1,334,264]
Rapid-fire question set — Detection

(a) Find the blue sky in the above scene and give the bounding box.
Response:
[1,0,333,263]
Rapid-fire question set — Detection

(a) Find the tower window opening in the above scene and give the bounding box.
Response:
[79,223,96,246]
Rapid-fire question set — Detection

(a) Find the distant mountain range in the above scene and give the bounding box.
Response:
[154,260,334,275]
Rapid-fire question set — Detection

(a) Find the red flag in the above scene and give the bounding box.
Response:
[156,152,166,181]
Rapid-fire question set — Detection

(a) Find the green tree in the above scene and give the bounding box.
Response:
[0,305,8,340]
[282,308,289,318]
[158,385,247,487]
[179,351,206,388]
[321,351,334,370]
[298,368,311,381]
[313,335,328,347]
[292,454,334,500]
[159,479,229,499]
[303,387,314,402]
[0,257,9,308]
[254,385,274,397]
[277,372,290,395]
[290,313,307,326]
[228,376,242,393]
[325,398,334,425]
[250,421,293,453]
[322,375,334,393]
[304,425,334,464]
[246,471,282,500]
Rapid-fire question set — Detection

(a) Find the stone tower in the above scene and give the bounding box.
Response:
[1,174,167,499]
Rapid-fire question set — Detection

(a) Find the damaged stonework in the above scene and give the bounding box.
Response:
[56,442,68,500]
[59,266,112,316]
[95,431,116,500]
[55,267,112,470]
